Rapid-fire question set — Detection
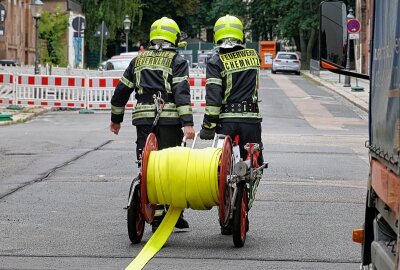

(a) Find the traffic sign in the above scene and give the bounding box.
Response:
[349,33,360,40]
[72,16,85,37]
[347,18,361,33]
[94,21,109,38]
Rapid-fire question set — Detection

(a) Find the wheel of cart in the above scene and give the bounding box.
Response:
[126,133,158,244]
[217,134,266,248]
[127,179,144,243]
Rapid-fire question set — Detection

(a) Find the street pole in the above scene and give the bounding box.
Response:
[81,22,85,68]
[99,21,104,66]
[344,8,354,87]
[344,33,351,87]
[34,16,40,75]
[125,33,128,53]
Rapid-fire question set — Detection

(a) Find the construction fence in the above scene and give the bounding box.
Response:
[0,71,206,111]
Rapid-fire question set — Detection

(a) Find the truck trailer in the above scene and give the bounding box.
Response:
[319,1,400,269]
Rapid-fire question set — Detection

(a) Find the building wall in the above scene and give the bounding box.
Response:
[0,0,35,65]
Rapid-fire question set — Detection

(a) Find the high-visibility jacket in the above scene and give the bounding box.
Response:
[203,47,262,129]
[111,49,193,127]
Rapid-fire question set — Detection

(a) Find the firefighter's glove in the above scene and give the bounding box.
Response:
[200,127,215,140]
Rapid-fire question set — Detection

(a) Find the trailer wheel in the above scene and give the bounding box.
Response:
[127,185,145,244]
[232,182,248,247]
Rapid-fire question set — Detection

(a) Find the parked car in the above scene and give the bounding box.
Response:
[271,52,301,75]
[104,52,139,71]
[0,59,19,66]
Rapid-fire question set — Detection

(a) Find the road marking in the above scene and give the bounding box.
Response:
[269,75,366,130]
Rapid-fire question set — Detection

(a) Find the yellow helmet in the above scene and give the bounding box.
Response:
[150,17,181,46]
[213,15,244,45]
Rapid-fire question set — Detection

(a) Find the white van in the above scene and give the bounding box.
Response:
[104,52,139,71]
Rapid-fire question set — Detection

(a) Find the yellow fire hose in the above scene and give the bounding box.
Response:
[125,146,222,270]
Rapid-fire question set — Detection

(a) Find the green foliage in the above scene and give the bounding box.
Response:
[75,0,357,67]
[38,8,68,66]
[76,0,144,56]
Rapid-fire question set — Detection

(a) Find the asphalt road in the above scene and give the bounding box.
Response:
[0,70,369,270]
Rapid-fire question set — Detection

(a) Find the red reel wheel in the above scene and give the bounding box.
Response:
[219,136,233,227]
[141,132,158,224]
[232,183,248,247]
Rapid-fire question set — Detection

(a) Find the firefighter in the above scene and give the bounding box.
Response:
[200,15,264,233]
[109,17,195,232]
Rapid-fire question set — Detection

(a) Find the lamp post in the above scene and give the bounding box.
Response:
[80,22,85,68]
[123,15,131,53]
[31,0,43,75]
[344,8,354,87]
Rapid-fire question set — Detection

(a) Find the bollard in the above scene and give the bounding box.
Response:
[351,78,364,92]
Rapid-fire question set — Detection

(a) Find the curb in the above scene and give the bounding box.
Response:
[0,107,52,126]
[302,71,369,113]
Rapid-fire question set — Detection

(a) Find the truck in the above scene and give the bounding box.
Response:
[319,1,399,269]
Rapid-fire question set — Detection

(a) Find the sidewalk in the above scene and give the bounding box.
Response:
[0,106,52,126]
[302,70,369,112]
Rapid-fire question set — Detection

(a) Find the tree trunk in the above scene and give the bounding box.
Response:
[299,29,307,69]
[305,28,317,69]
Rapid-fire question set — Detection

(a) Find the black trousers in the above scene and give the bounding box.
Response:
[216,122,264,165]
[135,125,184,161]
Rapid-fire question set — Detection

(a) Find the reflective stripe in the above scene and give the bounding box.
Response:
[220,112,261,119]
[252,69,259,103]
[150,26,157,32]
[161,25,177,33]
[111,105,125,115]
[206,78,222,86]
[132,111,179,120]
[230,23,243,30]
[134,103,177,112]
[135,65,172,75]
[214,24,225,32]
[135,70,143,94]
[120,76,134,88]
[222,66,259,77]
[223,73,233,102]
[163,71,171,93]
[176,105,192,116]
[172,76,189,84]
[205,105,221,116]
[203,122,216,129]
[214,23,243,32]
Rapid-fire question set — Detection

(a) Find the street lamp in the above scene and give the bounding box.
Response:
[123,15,131,53]
[30,0,43,75]
[80,22,85,68]
[344,8,354,87]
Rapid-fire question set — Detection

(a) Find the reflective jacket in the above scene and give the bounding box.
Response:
[111,49,193,127]
[203,47,262,128]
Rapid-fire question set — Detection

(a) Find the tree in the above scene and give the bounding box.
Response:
[38,9,69,66]
[249,0,356,68]
[76,0,144,63]
[249,0,279,41]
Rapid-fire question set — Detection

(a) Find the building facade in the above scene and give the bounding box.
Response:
[42,0,85,68]
[0,0,36,65]
[0,0,84,67]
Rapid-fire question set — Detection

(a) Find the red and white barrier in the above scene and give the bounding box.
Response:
[15,74,86,108]
[0,73,14,106]
[88,77,136,109]
[189,76,206,107]
[0,72,206,110]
